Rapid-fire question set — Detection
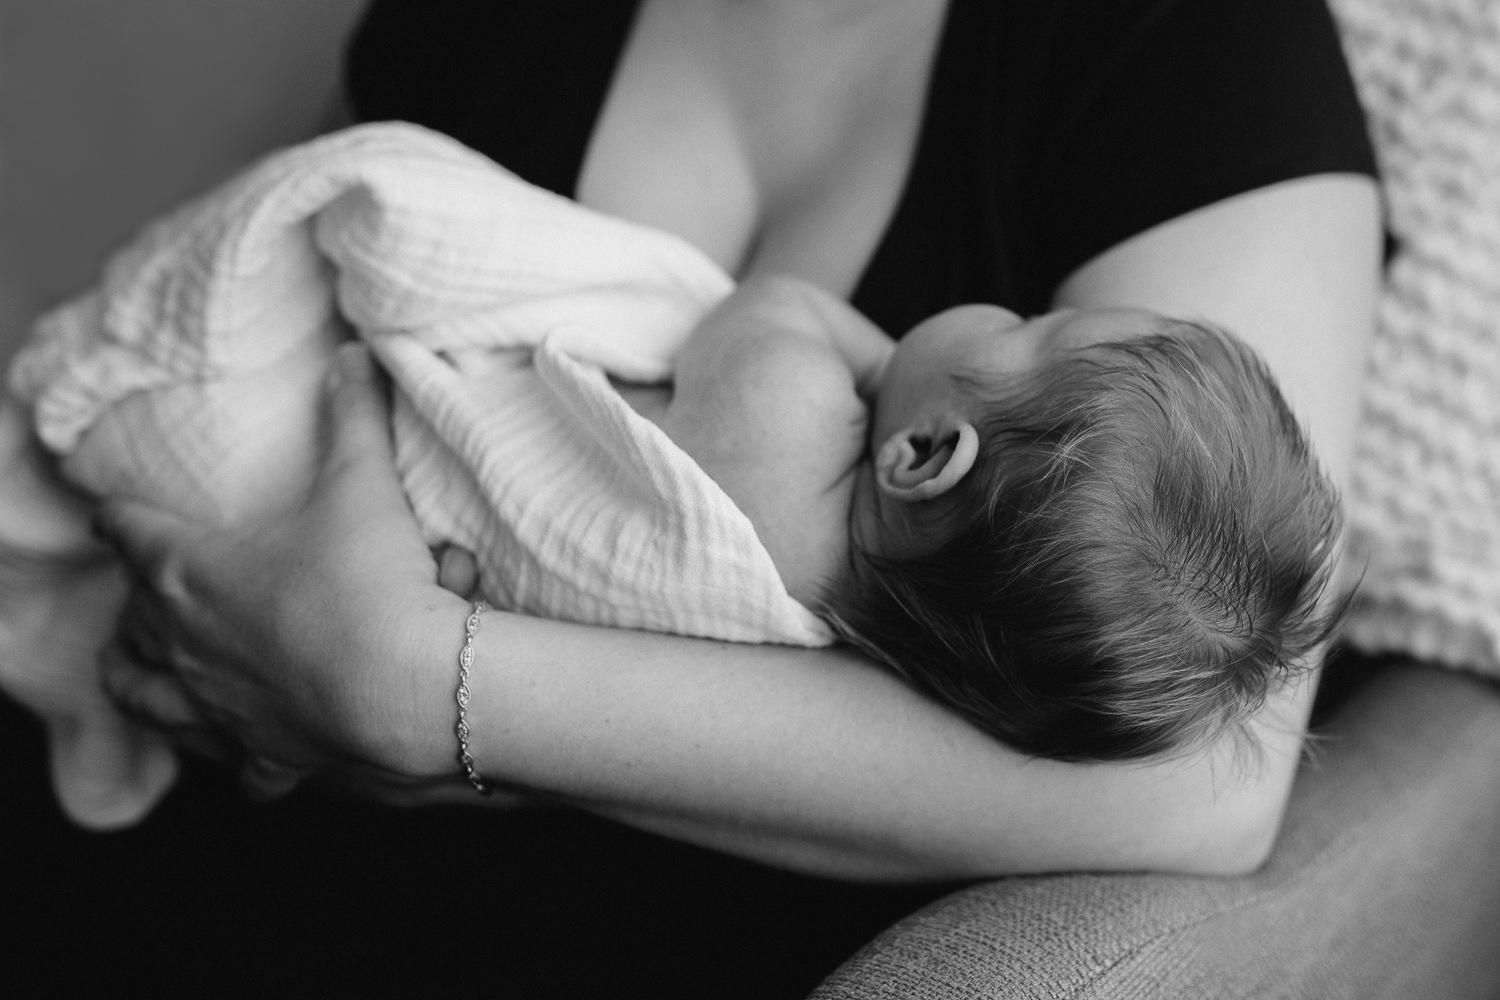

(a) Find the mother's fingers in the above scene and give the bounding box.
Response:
[239,754,312,802]
[99,645,240,763]
[99,643,202,730]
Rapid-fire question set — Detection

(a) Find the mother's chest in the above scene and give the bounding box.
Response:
[574,0,945,298]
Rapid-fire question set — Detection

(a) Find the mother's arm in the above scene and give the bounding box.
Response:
[1057,174,1382,494]
[99,172,1378,883]
[386,596,1317,881]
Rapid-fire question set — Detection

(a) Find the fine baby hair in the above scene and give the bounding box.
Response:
[826,319,1347,762]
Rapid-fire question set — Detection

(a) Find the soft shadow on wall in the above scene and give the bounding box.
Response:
[0,0,368,367]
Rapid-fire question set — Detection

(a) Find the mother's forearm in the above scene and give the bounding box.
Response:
[371,594,1310,881]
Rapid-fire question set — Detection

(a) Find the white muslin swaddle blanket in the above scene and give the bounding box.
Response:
[1,121,830,828]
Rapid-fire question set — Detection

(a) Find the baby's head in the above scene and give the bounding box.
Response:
[825,305,1346,761]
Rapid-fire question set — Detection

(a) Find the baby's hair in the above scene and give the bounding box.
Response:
[824,320,1348,762]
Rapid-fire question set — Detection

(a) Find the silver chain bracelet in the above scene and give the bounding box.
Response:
[454,601,493,795]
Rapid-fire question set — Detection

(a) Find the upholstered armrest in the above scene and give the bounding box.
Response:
[812,663,1500,999]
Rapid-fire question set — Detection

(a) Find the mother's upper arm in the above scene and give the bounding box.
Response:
[1054,173,1382,492]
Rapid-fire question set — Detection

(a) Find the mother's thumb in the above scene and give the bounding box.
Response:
[322,342,393,468]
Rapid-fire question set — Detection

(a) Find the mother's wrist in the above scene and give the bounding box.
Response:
[347,587,479,780]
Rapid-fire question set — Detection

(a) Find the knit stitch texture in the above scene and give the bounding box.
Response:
[1333,0,1500,675]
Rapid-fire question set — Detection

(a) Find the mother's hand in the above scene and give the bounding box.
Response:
[95,344,456,794]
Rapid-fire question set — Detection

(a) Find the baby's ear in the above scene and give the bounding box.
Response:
[874,421,978,502]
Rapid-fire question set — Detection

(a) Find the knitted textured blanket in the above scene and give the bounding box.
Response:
[1331,0,1500,676]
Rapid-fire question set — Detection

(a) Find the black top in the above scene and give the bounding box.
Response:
[347,0,1378,334]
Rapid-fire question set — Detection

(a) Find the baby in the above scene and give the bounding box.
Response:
[638,275,1346,762]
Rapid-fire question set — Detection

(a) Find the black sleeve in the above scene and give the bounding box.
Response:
[1028,0,1378,290]
[342,0,509,138]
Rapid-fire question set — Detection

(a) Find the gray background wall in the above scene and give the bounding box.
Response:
[0,0,367,366]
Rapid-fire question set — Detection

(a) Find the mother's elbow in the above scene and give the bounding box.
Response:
[1171,773,1292,876]
[1188,810,1281,876]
